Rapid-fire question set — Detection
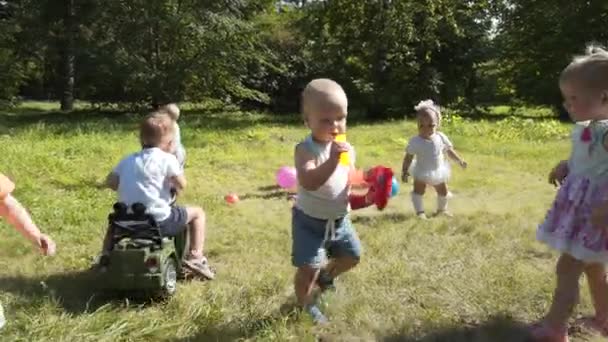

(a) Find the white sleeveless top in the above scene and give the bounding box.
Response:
[569,120,608,181]
[295,136,354,220]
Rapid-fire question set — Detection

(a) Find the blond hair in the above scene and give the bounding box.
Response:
[560,44,608,92]
[301,78,348,120]
[140,112,175,147]
[414,99,441,124]
[158,103,181,121]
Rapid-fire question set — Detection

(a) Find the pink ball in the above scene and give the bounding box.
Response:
[276,166,297,189]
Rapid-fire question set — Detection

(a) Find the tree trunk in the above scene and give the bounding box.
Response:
[60,0,75,111]
[369,0,390,118]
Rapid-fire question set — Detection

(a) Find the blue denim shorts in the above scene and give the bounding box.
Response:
[291,207,361,268]
[158,206,188,236]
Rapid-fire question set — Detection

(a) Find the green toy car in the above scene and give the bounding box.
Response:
[96,202,187,299]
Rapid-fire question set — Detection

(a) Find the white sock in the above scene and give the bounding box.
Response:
[437,195,448,212]
[411,193,425,214]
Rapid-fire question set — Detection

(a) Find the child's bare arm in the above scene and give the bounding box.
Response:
[105,172,119,190]
[0,195,56,256]
[295,142,347,191]
[548,160,568,186]
[170,174,187,194]
[446,148,467,168]
[401,153,414,182]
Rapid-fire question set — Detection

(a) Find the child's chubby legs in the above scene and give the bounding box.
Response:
[411,180,452,218]
[291,207,361,323]
[411,179,427,218]
[578,262,608,335]
[532,253,585,341]
[161,205,214,280]
[433,182,451,216]
[0,301,5,329]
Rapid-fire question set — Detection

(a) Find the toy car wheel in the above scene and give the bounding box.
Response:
[160,257,178,297]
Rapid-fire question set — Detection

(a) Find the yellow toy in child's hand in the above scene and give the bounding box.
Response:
[0,173,15,199]
[334,133,350,166]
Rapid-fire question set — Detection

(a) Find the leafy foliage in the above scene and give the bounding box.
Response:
[1,0,607,117]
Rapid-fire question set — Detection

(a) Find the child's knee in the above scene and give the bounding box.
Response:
[434,183,448,196]
[0,199,8,217]
[296,265,317,283]
[556,254,583,277]
[186,206,205,221]
[413,182,426,195]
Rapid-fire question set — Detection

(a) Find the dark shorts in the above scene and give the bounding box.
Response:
[291,207,362,268]
[158,206,188,236]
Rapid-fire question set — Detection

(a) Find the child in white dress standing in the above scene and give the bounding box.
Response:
[401,100,467,218]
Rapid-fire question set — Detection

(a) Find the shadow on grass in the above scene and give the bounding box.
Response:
[380,315,531,342]
[0,270,173,315]
[49,178,107,192]
[240,190,291,201]
[0,107,301,134]
[351,212,412,225]
[0,108,138,134]
[238,184,293,201]
[174,300,301,341]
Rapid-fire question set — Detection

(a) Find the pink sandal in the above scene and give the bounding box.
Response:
[576,317,608,337]
[529,322,569,342]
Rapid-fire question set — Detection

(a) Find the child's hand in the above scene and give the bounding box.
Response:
[548,160,568,187]
[459,160,468,169]
[401,171,409,183]
[365,186,376,204]
[38,234,56,256]
[330,141,350,161]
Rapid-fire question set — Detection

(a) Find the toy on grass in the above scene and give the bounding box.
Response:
[348,166,395,210]
[390,176,399,197]
[95,201,188,298]
[276,166,297,190]
[224,193,239,204]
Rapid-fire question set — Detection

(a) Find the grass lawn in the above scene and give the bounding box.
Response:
[0,103,603,341]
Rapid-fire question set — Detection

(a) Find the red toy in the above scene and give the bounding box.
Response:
[224,193,239,204]
[348,166,394,210]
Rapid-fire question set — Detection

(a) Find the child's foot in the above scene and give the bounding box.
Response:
[416,212,427,219]
[182,256,215,280]
[529,322,569,342]
[305,304,328,325]
[434,210,453,218]
[576,316,608,337]
[90,254,110,272]
[316,269,336,292]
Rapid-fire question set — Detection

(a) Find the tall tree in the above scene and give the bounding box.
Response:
[59,0,75,110]
[496,0,608,117]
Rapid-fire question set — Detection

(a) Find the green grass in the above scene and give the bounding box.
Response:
[485,105,555,118]
[0,103,603,341]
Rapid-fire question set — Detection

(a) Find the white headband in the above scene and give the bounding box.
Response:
[414,99,440,115]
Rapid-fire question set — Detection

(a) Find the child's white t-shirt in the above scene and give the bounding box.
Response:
[173,122,182,148]
[406,132,453,172]
[113,147,182,222]
[173,121,186,167]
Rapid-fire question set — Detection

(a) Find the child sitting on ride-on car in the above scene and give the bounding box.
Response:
[99,112,214,280]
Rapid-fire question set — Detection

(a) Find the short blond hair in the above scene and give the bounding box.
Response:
[140,112,174,147]
[158,103,181,121]
[414,99,441,124]
[301,79,348,119]
[560,44,608,92]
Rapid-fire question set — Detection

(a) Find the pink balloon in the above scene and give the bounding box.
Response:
[276,166,297,189]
